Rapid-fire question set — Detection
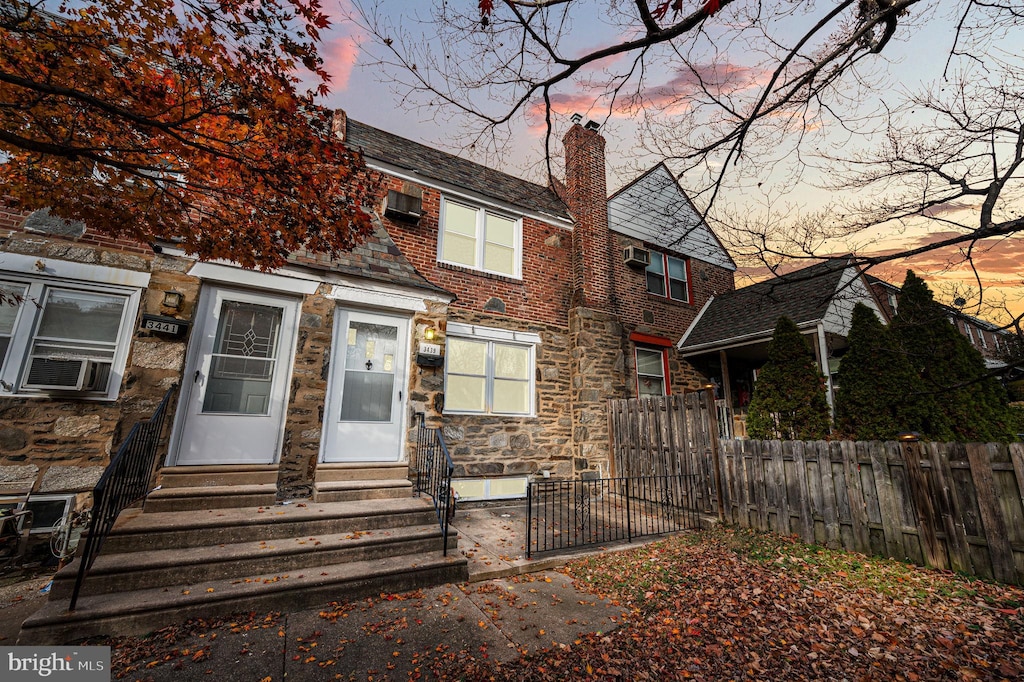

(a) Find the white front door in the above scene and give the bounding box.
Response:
[171,286,300,465]
[322,308,409,462]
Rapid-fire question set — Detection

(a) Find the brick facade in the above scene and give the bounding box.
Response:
[381,175,573,327]
[2,115,737,504]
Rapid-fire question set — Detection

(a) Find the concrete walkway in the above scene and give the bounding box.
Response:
[108,568,627,681]
[4,503,650,679]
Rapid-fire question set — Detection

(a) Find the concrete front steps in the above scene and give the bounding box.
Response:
[19,468,467,644]
[314,462,413,503]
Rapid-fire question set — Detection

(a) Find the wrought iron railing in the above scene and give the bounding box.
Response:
[413,413,455,556]
[69,384,177,610]
[526,473,702,557]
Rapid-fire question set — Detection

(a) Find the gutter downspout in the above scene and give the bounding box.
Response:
[816,323,834,416]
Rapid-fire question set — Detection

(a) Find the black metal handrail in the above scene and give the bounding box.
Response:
[413,413,455,556]
[526,473,701,557]
[69,384,177,610]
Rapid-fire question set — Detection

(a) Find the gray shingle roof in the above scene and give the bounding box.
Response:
[679,259,852,351]
[289,217,451,296]
[346,119,570,221]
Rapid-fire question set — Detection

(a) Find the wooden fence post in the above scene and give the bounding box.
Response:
[965,443,1017,584]
[900,436,946,570]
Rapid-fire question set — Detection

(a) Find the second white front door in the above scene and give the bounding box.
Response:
[322,309,410,462]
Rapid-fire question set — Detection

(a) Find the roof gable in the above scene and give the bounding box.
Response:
[608,163,735,271]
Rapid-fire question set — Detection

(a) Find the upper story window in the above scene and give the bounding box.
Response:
[978,329,988,348]
[964,323,975,345]
[0,276,140,400]
[438,198,521,278]
[645,252,690,303]
[444,323,539,416]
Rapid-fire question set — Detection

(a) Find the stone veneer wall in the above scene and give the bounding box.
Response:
[275,284,336,498]
[406,309,575,479]
[0,233,189,498]
[568,307,627,477]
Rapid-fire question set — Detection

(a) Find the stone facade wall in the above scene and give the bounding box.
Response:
[276,284,336,498]
[0,225,187,497]
[567,307,627,477]
[406,309,575,479]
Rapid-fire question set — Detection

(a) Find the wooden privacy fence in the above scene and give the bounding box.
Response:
[715,439,1024,585]
[608,389,724,519]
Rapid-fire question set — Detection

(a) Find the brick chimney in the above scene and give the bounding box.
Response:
[332,109,348,142]
[563,121,611,310]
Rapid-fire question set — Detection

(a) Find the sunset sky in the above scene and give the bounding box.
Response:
[310,1,1023,327]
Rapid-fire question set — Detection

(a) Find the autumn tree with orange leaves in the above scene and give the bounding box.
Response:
[1,0,376,269]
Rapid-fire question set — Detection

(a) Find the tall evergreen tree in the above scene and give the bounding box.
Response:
[834,303,935,440]
[747,316,831,441]
[889,271,1014,442]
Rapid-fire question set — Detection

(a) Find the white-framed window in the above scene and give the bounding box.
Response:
[635,347,668,397]
[0,493,74,534]
[444,323,538,416]
[645,252,690,302]
[0,275,140,400]
[964,323,975,345]
[978,329,988,348]
[438,197,522,278]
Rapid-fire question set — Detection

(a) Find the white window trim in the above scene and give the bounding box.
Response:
[444,323,538,417]
[0,273,141,401]
[635,346,669,397]
[437,196,523,279]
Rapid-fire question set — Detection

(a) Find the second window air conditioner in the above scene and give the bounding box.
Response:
[623,245,651,268]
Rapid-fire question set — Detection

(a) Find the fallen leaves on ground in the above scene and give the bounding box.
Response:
[431,526,1024,680]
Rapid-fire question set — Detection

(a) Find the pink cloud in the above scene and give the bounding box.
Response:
[524,60,770,128]
[322,32,363,91]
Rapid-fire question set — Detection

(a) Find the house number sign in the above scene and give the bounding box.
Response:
[141,314,189,338]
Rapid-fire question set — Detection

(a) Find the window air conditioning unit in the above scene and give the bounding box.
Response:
[384,189,423,224]
[23,358,111,391]
[623,245,651,268]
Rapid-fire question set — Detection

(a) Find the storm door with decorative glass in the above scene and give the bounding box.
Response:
[203,301,283,415]
[340,320,397,422]
[170,286,300,465]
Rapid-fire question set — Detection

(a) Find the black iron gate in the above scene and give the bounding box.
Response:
[525,473,701,557]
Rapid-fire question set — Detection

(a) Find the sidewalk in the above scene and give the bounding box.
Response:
[5,503,642,679]
[107,568,627,681]
[110,503,633,679]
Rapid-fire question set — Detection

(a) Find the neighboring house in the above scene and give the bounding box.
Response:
[677,258,886,436]
[0,115,734,519]
[867,275,1018,376]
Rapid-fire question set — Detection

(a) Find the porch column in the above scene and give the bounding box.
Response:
[718,349,734,437]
